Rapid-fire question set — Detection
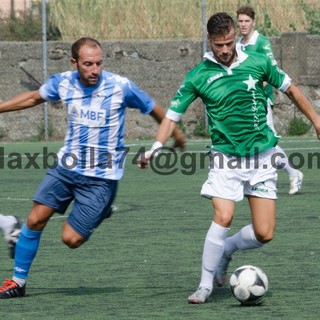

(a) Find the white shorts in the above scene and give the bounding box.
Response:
[200,148,278,202]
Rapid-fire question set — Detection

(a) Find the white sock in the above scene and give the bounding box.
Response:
[199,221,229,290]
[12,276,26,287]
[224,224,263,257]
[0,214,16,232]
[275,145,299,177]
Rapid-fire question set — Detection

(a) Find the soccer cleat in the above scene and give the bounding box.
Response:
[3,215,23,259]
[0,279,26,299]
[214,254,232,287]
[187,286,212,304]
[288,171,303,195]
[111,205,118,213]
[104,205,118,219]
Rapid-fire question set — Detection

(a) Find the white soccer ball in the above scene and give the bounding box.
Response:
[229,265,268,306]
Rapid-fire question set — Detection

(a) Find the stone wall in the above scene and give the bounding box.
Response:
[0,33,319,141]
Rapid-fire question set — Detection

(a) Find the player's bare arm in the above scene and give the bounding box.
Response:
[0,90,45,113]
[285,83,320,138]
[138,117,178,168]
[150,103,185,150]
[155,117,177,146]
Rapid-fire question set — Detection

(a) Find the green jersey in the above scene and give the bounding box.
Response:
[237,31,276,102]
[167,47,291,156]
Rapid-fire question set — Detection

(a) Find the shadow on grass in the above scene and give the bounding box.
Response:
[26,286,123,297]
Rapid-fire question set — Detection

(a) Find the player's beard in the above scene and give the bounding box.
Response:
[217,49,237,67]
[87,75,100,85]
[79,74,100,87]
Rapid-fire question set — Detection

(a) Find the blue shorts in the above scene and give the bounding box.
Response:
[33,165,118,239]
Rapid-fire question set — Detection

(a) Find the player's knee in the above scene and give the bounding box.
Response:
[253,223,275,244]
[255,231,274,244]
[62,221,87,248]
[26,216,47,230]
[213,201,235,228]
[214,213,233,228]
[61,235,85,249]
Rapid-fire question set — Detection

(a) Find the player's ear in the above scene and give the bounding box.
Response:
[252,19,256,28]
[71,58,77,70]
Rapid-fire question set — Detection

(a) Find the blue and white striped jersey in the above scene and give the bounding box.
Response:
[39,70,155,180]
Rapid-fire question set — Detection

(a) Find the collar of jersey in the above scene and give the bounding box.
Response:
[203,46,248,70]
[237,30,259,47]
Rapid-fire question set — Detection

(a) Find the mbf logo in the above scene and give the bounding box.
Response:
[80,109,104,122]
[68,104,106,126]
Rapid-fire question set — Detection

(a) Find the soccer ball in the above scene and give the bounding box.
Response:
[229,265,268,306]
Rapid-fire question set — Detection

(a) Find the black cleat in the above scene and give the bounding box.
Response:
[0,279,26,299]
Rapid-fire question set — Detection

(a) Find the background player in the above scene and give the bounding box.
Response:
[236,4,303,195]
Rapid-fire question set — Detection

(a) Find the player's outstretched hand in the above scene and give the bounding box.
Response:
[137,142,163,169]
[137,149,153,169]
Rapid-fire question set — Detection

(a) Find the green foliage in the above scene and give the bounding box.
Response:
[49,0,202,40]
[48,0,318,40]
[0,3,61,41]
[301,0,320,34]
[288,117,311,135]
[0,12,42,41]
[193,118,209,137]
[289,23,297,32]
[0,1,319,41]
[256,11,280,36]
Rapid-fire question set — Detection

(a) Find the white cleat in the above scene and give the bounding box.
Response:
[288,171,303,195]
[187,287,212,304]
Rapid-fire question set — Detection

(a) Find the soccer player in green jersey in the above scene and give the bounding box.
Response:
[236,4,303,195]
[140,12,320,304]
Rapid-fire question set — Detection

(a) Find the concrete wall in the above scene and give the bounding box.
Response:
[0,33,319,141]
[269,33,320,134]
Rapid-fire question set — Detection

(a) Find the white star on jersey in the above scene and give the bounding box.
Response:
[243,75,259,91]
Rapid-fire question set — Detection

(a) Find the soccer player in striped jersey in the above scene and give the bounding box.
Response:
[236,4,303,195]
[0,37,185,299]
[140,12,320,304]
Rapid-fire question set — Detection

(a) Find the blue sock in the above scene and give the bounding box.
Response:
[13,223,42,280]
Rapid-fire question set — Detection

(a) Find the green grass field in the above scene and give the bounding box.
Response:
[0,137,320,320]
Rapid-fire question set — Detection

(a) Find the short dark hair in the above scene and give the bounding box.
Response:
[207,12,236,37]
[71,37,102,61]
[236,4,255,20]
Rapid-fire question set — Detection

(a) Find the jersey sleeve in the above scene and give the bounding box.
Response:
[264,57,291,92]
[167,76,198,121]
[39,74,64,102]
[123,80,155,114]
[262,38,291,92]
